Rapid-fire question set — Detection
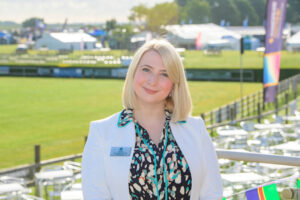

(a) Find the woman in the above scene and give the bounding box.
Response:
[82,39,223,200]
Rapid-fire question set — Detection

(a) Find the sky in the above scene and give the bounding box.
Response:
[0,0,172,24]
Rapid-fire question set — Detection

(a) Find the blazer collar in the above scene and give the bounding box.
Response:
[117,109,177,128]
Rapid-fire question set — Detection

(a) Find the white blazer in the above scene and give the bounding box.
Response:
[82,112,223,200]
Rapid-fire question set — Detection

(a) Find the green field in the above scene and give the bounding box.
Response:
[0,77,261,169]
[183,50,300,69]
[0,44,299,69]
[0,44,18,54]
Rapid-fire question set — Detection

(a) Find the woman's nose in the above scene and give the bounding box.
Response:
[147,73,158,85]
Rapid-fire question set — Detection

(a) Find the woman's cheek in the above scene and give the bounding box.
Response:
[162,80,173,92]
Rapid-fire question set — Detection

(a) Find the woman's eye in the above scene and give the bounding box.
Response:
[142,68,150,72]
[161,73,169,77]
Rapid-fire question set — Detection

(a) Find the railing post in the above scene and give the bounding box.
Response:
[84,136,88,144]
[234,102,237,120]
[285,93,289,124]
[294,82,298,99]
[226,105,230,121]
[241,98,244,119]
[247,96,250,116]
[275,96,279,116]
[201,113,205,122]
[253,93,256,114]
[230,107,234,122]
[257,103,261,123]
[34,145,41,173]
[210,111,213,135]
[218,108,222,123]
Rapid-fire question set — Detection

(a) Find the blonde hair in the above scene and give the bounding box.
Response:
[122,39,192,122]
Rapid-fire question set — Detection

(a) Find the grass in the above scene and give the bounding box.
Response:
[0,77,261,169]
[0,44,18,54]
[0,44,299,69]
[182,50,300,69]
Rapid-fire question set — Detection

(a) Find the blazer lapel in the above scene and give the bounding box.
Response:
[107,122,135,200]
[170,122,203,200]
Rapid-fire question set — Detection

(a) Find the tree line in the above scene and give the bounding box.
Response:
[15,0,299,49]
[129,0,299,32]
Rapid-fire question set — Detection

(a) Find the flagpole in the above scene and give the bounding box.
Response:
[240,36,244,116]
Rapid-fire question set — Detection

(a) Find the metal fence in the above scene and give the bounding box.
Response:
[201,73,300,133]
[0,146,299,188]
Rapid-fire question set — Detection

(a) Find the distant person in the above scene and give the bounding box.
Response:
[82,39,223,200]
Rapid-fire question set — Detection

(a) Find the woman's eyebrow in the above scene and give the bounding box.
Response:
[140,64,167,72]
[140,64,153,68]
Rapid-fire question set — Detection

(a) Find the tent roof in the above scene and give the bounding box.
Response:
[226,26,290,36]
[0,31,7,38]
[130,31,152,43]
[165,23,241,40]
[287,31,300,44]
[89,29,106,37]
[50,32,97,43]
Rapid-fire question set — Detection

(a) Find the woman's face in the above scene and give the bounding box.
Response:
[133,50,173,107]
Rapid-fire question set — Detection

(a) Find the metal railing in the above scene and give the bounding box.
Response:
[201,73,300,132]
[216,150,300,167]
[1,147,299,187]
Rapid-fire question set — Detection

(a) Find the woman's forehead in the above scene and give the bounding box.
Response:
[139,50,166,70]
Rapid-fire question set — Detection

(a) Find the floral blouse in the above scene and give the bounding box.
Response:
[117,109,192,200]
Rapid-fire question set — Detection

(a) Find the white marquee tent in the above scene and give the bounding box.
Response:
[35,32,97,50]
[286,31,300,51]
[164,23,241,50]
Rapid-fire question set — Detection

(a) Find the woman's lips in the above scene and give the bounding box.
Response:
[143,87,158,94]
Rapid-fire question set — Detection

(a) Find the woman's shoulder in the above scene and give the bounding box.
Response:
[90,111,121,128]
[185,115,205,127]
[181,116,210,137]
[172,115,207,133]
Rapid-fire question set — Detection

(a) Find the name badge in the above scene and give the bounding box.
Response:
[110,147,132,157]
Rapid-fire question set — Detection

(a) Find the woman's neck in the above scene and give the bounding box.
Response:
[133,103,165,124]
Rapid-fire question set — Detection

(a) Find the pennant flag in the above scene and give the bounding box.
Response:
[195,32,202,50]
[89,29,106,37]
[263,0,287,102]
[296,178,300,188]
[222,198,226,200]
[220,19,225,27]
[243,16,248,28]
[35,20,46,30]
[245,184,280,200]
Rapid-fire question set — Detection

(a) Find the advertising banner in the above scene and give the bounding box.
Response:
[53,68,82,77]
[263,0,287,102]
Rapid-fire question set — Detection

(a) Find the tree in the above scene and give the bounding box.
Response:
[249,0,266,25]
[182,0,211,24]
[128,4,149,25]
[109,24,135,49]
[105,19,117,33]
[129,2,179,33]
[175,0,188,7]
[146,2,179,33]
[286,0,300,24]
[235,0,259,25]
[22,17,44,29]
[210,0,241,26]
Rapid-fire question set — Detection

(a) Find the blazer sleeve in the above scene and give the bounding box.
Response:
[198,118,223,200]
[82,121,112,200]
